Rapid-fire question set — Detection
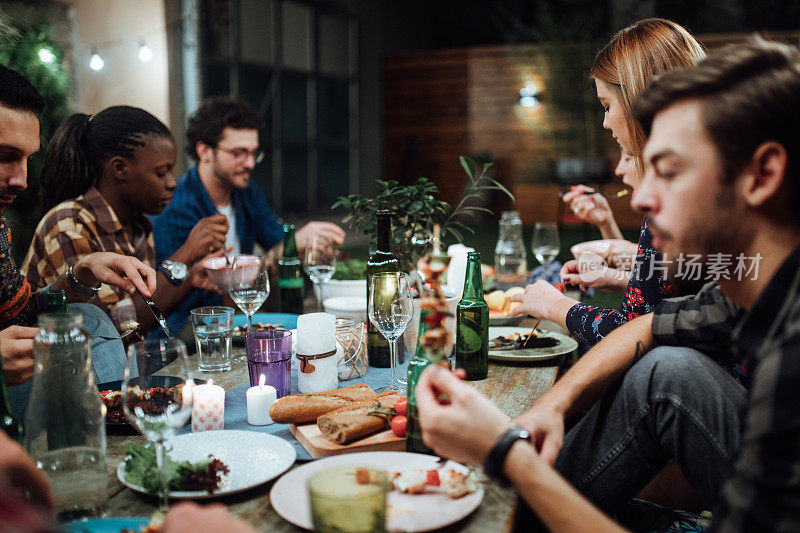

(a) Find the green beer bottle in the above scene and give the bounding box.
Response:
[48,289,68,315]
[0,356,23,443]
[278,224,304,314]
[405,308,442,455]
[455,252,489,380]
[366,210,400,367]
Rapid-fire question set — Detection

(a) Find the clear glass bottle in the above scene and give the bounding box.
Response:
[25,313,107,517]
[494,210,527,288]
[455,252,489,380]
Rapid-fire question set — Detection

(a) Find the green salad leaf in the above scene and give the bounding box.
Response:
[124,443,229,495]
[331,258,367,280]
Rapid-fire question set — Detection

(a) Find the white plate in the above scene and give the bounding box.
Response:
[270,451,484,532]
[570,239,631,258]
[488,315,525,326]
[488,326,578,362]
[117,430,296,499]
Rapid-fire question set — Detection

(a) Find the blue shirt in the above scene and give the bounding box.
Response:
[150,167,283,334]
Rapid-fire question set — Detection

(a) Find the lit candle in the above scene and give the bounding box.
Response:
[191,379,225,432]
[296,313,339,393]
[246,374,277,426]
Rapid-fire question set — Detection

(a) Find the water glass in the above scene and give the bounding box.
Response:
[532,222,561,271]
[309,466,388,533]
[304,237,337,310]
[191,306,234,372]
[245,329,292,398]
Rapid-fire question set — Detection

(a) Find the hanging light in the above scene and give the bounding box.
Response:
[138,41,153,63]
[518,81,540,108]
[37,47,55,64]
[89,49,104,71]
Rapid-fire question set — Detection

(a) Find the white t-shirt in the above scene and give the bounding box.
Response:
[216,204,241,256]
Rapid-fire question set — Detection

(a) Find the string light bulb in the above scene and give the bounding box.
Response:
[138,41,153,63]
[37,47,55,64]
[89,49,104,71]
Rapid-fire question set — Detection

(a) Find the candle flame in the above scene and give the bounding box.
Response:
[259,374,266,387]
[208,378,214,387]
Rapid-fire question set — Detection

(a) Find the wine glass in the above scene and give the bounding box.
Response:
[122,339,194,512]
[228,255,270,362]
[532,222,561,272]
[369,272,413,393]
[304,237,337,310]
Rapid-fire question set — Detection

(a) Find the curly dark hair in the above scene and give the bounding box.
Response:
[185,97,263,160]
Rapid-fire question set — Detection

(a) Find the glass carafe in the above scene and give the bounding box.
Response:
[494,210,527,288]
[24,313,107,517]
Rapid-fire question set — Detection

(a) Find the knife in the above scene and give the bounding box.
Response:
[138,292,174,338]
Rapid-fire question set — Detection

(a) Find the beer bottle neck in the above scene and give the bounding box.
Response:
[282,226,298,258]
[462,256,483,300]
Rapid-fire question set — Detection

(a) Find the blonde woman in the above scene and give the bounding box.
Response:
[511,18,706,346]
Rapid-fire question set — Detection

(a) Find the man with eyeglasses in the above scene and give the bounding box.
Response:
[151,97,344,334]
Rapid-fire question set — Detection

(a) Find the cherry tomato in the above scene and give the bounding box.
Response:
[394,398,407,417]
[391,415,407,437]
[426,469,440,486]
[554,282,567,293]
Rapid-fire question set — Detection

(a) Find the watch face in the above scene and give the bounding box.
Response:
[172,262,188,279]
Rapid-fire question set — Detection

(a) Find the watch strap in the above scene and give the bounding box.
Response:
[67,264,101,295]
[484,424,531,485]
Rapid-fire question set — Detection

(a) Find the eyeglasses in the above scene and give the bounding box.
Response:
[215,144,265,164]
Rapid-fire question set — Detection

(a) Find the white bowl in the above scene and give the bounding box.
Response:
[323,296,367,323]
[320,279,366,300]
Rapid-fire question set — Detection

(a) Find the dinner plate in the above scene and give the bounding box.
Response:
[59,517,150,532]
[488,326,578,362]
[270,451,484,532]
[98,376,205,428]
[570,239,631,258]
[117,430,296,499]
[232,312,299,345]
[488,315,525,326]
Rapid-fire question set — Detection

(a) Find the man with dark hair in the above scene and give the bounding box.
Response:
[0,65,157,394]
[414,38,800,532]
[151,97,344,332]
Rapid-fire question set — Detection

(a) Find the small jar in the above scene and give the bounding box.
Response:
[335,318,367,380]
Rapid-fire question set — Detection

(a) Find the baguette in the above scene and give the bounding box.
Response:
[269,383,377,424]
[317,391,404,444]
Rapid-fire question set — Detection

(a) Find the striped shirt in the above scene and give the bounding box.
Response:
[21,187,155,332]
[652,249,800,532]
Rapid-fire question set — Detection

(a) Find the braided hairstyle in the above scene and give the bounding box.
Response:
[40,105,171,215]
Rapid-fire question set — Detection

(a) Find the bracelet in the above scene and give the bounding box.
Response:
[484,424,531,486]
[67,264,101,296]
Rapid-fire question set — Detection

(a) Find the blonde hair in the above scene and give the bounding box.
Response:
[591,18,706,159]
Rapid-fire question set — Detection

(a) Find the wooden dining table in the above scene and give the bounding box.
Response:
[100,325,568,532]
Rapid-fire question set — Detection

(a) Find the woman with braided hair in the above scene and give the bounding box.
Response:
[22,105,227,336]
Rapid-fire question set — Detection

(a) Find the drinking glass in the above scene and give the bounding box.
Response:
[304,237,337,310]
[228,255,269,362]
[369,272,413,393]
[123,339,194,511]
[309,466,388,533]
[532,222,560,272]
[191,306,234,371]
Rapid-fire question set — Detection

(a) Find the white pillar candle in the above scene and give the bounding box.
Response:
[246,375,277,426]
[296,312,339,393]
[191,380,225,432]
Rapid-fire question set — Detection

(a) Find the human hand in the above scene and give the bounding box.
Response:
[560,257,630,292]
[0,326,38,386]
[295,222,346,253]
[513,404,566,466]
[562,186,613,227]
[72,253,157,297]
[177,213,229,263]
[0,430,53,513]
[415,365,509,464]
[161,502,258,533]
[507,280,571,320]
[605,241,638,271]
[189,251,227,294]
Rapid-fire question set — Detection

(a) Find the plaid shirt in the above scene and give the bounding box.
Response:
[21,187,155,332]
[149,166,283,334]
[0,218,41,328]
[652,249,800,532]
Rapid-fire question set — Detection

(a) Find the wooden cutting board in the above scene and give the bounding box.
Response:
[289,423,405,457]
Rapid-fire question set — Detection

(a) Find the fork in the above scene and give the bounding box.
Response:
[93,328,139,342]
[559,188,630,199]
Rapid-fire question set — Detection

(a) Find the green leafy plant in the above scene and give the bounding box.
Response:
[332,156,515,271]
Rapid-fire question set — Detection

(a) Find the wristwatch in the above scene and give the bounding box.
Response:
[484,424,531,485]
[67,264,101,296]
[159,260,188,285]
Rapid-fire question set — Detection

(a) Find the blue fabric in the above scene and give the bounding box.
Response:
[525,260,564,286]
[178,360,411,461]
[149,167,284,335]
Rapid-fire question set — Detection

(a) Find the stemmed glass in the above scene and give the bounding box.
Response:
[228,254,270,362]
[532,222,561,272]
[122,339,194,512]
[369,272,413,393]
[304,237,337,310]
